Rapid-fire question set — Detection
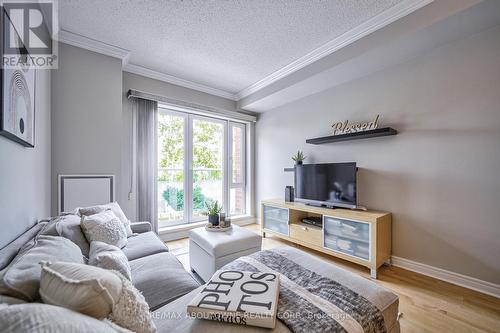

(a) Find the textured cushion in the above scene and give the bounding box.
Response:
[130,252,199,310]
[40,261,155,333]
[89,241,132,280]
[77,202,133,236]
[189,225,262,257]
[0,303,131,333]
[41,214,91,257]
[122,231,168,261]
[81,210,128,249]
[0,235,85,301]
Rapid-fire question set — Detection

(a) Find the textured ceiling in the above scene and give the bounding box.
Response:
[59,0,403,94]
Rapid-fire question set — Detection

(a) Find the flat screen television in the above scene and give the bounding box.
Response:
[294,162,357,209]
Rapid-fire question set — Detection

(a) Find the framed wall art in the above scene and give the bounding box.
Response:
[0,6,36,147]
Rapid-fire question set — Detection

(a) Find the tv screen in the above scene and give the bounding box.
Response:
[294,163,357,208]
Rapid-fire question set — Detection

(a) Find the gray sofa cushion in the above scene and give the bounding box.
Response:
[130,252,199,310]
[122,232,168,261]
[0,223,46,271]
[0,235,85,301]
[0,303,131,333]
[130,222,152,234]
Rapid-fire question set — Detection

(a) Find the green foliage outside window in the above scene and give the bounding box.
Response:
[162,185,209,211]
[158,115,223,183]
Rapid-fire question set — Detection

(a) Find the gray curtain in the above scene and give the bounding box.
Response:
[136,98,158,233]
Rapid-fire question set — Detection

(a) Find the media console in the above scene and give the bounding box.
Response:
[261,199,392,278]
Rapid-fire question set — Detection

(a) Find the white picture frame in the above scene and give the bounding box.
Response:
[58,175,115,214]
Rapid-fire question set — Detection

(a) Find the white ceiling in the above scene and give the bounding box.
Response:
[58,0,409,97]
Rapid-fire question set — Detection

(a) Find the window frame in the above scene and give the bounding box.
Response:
[188,113,228,223]
[157,108,188,227]
[157,106,248,227]
[228,121,247,216]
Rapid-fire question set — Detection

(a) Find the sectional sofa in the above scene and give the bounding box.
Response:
[0,218,200,313]
[1,214,400,333]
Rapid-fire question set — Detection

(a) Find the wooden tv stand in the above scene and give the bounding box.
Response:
[260,199,391,279]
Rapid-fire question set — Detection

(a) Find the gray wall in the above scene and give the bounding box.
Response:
[255,25,500,284]
[0,70,51,248]
[51,43,123,215]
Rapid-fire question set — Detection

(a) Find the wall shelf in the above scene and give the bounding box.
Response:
[306,127,397,145]
[284,167,295,172]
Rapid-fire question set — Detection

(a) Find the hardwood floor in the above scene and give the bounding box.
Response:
[166,224,500,333]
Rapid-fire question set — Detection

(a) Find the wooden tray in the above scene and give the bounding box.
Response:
[205,225,232,232]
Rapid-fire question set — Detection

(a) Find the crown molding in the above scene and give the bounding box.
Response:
[123,63,238,101]
[57,30,131,66]
[57,30,237,100]
[236,0,434,100]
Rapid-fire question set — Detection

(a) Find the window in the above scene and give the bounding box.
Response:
[157,108,247,227]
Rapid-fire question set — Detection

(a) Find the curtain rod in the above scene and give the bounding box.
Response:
[127,89,256,123]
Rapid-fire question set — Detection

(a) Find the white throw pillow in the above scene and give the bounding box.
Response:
[81,210,128,249]
[77,202,133,236]
[39,261,155,333]
[89,241,132,280]
[39,261,122,318]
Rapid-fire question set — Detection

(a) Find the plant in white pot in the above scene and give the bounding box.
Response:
[205,200,223,226]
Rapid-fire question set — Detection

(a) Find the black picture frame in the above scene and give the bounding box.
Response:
[0,6,36,148]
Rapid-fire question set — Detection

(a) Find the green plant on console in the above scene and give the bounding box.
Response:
[292,150,307,164]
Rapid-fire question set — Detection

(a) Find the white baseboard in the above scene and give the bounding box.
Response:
[391,256,500,299]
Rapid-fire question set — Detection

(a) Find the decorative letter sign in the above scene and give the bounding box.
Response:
[331,115,380,135]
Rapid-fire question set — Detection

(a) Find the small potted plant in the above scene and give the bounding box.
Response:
[205,200,223,226]
[292,150,307,165]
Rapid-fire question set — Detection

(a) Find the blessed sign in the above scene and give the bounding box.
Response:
[331,115,380,135]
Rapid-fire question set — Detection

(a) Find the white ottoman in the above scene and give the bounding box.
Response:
[189,225,262,282]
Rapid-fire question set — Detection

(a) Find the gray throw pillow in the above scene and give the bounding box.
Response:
[41,214,90,257]
[89,241,132,280]
[0,235,85,301]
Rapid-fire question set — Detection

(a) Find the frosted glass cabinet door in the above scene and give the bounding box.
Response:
[263,205,289,236]
[323,216,370,261]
